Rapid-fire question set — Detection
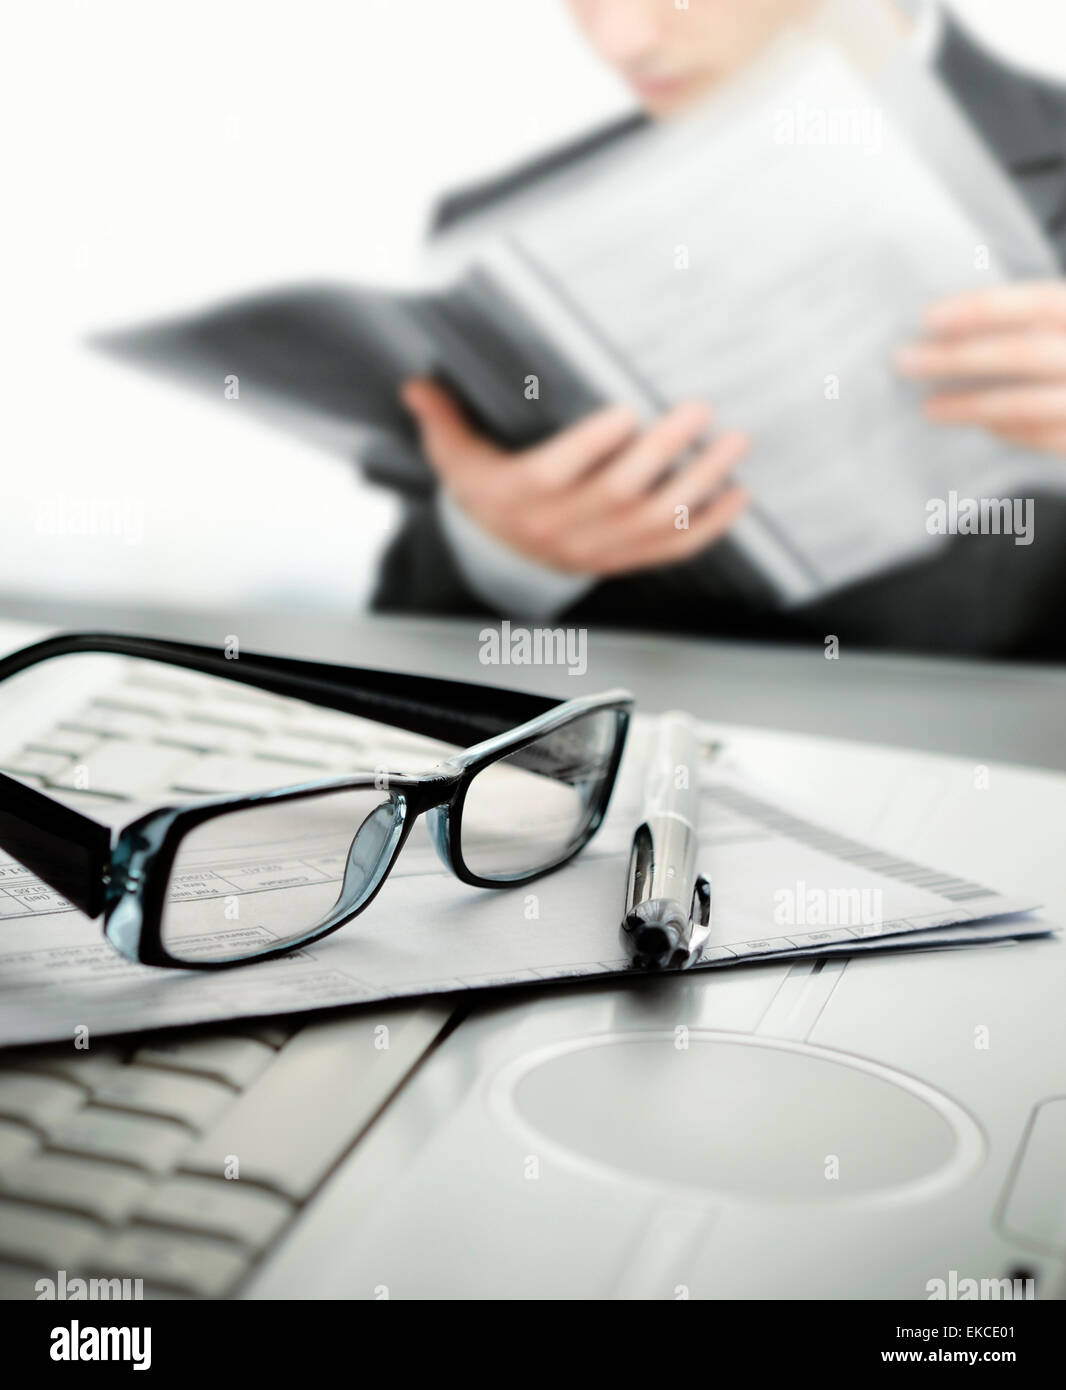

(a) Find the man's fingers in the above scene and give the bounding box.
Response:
[400,378,493,481]
[563,447,749,569]
[667,485,752,561]
[557,400,715,527]
[555,428,746,566]
[924,384,1066,426]
[651,430,748,510]
[600,486,751,574]
[923,281,1066,335]
[401,380,748,575]
[582,400,713,503]
[896,331,1066,381]
[606,429,748,548]
[527,403,643,491]
[986,421,1066,456]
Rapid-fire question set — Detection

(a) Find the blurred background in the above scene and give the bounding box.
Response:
[2,0,1064,633]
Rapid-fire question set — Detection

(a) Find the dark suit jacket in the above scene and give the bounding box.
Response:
[372,15,1066,659]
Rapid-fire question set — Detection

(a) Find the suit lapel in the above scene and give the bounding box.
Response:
[936,13,1066,246]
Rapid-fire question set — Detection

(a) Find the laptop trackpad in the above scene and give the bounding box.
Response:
[504,1032,983,1203]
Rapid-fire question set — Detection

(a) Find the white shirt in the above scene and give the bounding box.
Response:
[905,0,944,64]
[438,2,945,620]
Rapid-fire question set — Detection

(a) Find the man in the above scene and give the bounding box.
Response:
[374,0,1066,658]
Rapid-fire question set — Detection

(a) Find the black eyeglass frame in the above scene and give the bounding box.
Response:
[0,633,632,970]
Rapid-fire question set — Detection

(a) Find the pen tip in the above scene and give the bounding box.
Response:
[633,923,677,963]
[623,901,688,969]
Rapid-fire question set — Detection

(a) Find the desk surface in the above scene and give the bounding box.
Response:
[3,599,1064,771]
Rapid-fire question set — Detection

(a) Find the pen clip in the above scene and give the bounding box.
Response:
[680,873,712,970]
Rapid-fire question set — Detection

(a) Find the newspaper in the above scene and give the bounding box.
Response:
[436,23,1062,604]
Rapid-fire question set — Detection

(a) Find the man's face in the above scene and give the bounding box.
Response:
[566,0,819,116]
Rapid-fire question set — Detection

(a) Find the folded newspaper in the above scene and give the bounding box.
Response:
[94,7,1062,607]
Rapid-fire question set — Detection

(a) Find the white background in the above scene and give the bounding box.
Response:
[2,0,1064,620]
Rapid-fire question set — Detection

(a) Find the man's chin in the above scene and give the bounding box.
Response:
[631,74,709,117]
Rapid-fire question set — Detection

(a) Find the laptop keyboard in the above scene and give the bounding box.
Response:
[0,1003,450,1298]
[1,660,451,804]
[0,658,457,1298]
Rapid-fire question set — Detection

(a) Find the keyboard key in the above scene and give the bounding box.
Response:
[0,750,73,780]
[278,711,374,748]
[124,667,212,698]
[0,1119,39,1170]
[94,691,187,720]
[91,1228,248,1297]
[203,685,296,713]
[0,1074,84,1133]
[92,1069,231,1130]
[152,720,249,754]
[137,1176,292,1250]
[184,704,276,735]
[252,736,347,769]
[7,1044,126,1092]
[0,1198,102,1271]
[133,1036,276,1090]
[169,755,319,795]
[181,1006,448,1200]
[283,713,449,762]
[61,706,163,738]
[26,728,101,758]
[51,742,191,798]
[49,1108,192,1174]
[0,1154,149,1224]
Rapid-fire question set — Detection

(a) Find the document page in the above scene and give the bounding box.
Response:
[0,717,1048,1047]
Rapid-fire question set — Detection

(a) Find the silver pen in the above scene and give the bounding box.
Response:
[620,710,711,970]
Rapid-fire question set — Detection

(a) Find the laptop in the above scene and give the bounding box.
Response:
[244,730,1066,1300]
[0,619,1063,1299]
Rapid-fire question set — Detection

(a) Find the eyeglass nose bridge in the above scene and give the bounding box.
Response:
[336,800,405,917]
[333,772,460,922]
[333,796,409,919]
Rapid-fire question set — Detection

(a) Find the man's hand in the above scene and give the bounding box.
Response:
[401,379,749,577]
[896,281,1066,458]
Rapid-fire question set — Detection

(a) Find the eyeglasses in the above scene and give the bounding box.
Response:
[0,633,632,969]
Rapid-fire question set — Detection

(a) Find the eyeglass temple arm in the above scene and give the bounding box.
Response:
[0,770,111,917]
[0,632,561,749]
